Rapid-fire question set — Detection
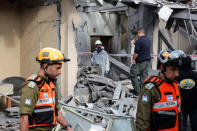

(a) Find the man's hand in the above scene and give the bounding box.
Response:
[131,40,135,44]
[56,111,73,131]
[67,127,73,131]
[132,59,136,65]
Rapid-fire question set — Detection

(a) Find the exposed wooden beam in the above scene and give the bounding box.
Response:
[109,56,130,77]
[85,3,128,12]
[158,29,175,50]
[171,10,197,21]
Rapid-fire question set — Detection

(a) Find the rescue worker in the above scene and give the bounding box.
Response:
[91,40,110,77]
[136,49,186,131]
[177,55,197,131]
[130,28,151,95]
[20,47,73,131]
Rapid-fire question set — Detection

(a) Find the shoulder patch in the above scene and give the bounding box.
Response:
[145,83,154,90]
[28,81,36,88]
[179,79,195,89]
[28,74,37,80]
[142,94,149,102]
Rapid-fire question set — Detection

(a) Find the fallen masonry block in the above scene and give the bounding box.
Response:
[5,107,20,118]
[75,87,89,96]
[92,85,106,91]
[86,74,116,87]
[113,82,122,99]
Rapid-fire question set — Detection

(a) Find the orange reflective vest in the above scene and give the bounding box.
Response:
[27,74,57,128]
[144,76,181,131]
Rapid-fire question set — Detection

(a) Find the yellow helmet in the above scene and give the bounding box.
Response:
[36,47,70,64]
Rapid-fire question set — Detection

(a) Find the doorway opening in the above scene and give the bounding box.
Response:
[91,36,112,53]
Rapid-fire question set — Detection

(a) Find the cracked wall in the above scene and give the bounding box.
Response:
[0,1,21,81]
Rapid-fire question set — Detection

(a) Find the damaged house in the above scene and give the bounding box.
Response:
[0,0,197,130]
[74,0,197,74]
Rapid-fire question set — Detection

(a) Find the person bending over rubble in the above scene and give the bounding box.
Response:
[136,49,186,131]
[91,40,110,77]
[20,47,73,131]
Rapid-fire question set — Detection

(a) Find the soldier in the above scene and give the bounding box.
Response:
[20,47,73,131]
[136,49,186,131]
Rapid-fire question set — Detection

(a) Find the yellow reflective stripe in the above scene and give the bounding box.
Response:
[36,98,55,105]
[153,101,177,109]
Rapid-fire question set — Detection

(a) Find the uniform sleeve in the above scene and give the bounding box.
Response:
[20,82,39,115]
[136,84,156,131]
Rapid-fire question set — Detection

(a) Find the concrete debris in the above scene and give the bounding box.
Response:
[0,111,19,131]
[61,95,73,104]
[113,82,122,99]
[158,5,173,21]
[5,107,20,118]
[74,65,138,126]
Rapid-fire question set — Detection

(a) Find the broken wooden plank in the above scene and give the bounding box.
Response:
[85,3,128,12]
[171,10,197,21]
[86,77,115,87]
[109,56,130,77]
[159,28,175,50]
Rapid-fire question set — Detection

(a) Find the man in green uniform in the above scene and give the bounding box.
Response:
[20,47,73,131]
[136,49,186,131]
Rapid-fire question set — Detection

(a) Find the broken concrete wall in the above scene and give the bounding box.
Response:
[152,19,159,70]
[137,5,155,46]
[152,19,197,69]
[128,6,155,66]
[0,0,92,98]
[74,9,131,79]
[75,11,121,65]
[81,12,117,36]
[74,21,91,66]
[158,20,196,54]
[20,5,58,78]
[127,7,138,65]
[120,14,129,64]
[0,1,21,80]
[20,1,79,98]
[74,4,156,77]
[61,0,80,98]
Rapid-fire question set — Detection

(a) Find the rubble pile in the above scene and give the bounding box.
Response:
[74,66,138,124]
[0,107,20,131]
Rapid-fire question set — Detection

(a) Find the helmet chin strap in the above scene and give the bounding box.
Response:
[42,64,55,81]
[42,64,49,79]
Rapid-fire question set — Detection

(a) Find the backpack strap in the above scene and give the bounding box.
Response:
[27,74,45,89]
[144,76,164,88]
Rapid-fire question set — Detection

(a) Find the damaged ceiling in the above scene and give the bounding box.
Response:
[75,0,197,35]
[7,0,61,8]
[100,0,197,49]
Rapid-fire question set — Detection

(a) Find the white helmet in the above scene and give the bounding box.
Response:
[95,40,102,45]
